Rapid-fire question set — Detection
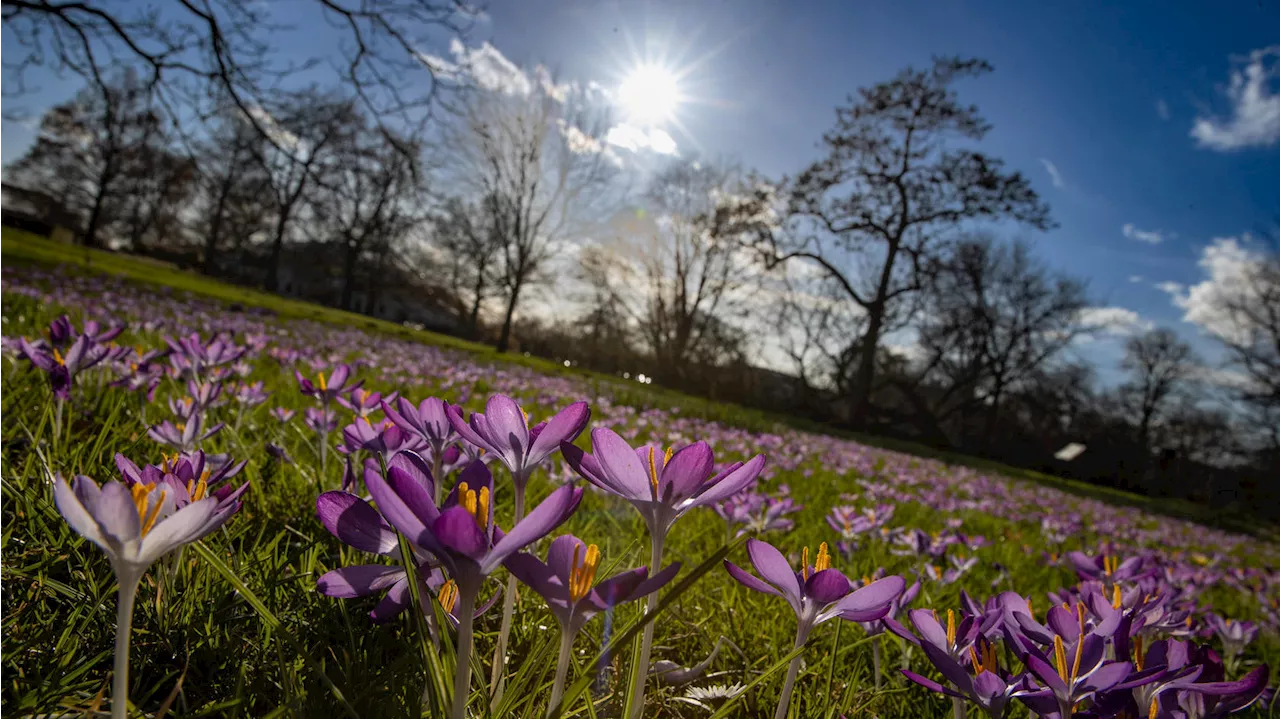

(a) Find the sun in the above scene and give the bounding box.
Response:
[617,64,681,126]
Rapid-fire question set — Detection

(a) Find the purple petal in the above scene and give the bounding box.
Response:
[387,464,439,526]
[54,476,107,548]
[483,485,582,574]
[504,552,562,602]
[483,395,530,467]
[833,575,905,616]
[546,534,587,586]
[448,406,493,454]
[590,428,653,500]
[317,565,405,598]
[364,465,432,547]
[660,442,713,501]
[95,481,141,543]
[1022,651,1068,695]
[689,454,766,506]
[369,577,411,623]
[745,538,802,611]
[316,491,398,555]
[920,641,974,694]
[1046,605,1082,642]
[590,567,650,608]
[138,497,219,564]
[901,670,965,699]
[1080,661,1132,694]
[527,401,589,467]
[433,506,488,560]
[805,568,852,604]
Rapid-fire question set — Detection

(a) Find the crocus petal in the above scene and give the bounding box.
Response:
[546,534,587,586]
[370,577,411,623]
[725,559,784,596]
[629,561,681,601]
[590,428,653,500]
[591,567,650,608]
[364,465,431,548]
[54,476,108,549]
[561,442,645,500]
[901,670,965,699]
[1192,664,1269,702]
[505,552,563,602]
[316,491,399,555]
[483,485,582,575]
[386,464,439,526]
[95,481,142,544]
[909,609,952,653]
[1022,651,1069,695]
[833,575,905,616]
[137,497,219,565]
[527,401,589,467]
[920,641,974,695]
[660,442,713,501]
[317,565,405,598]
[689,454,766,506]
[1080,661,1133,694]
[805,568,852,604]
[114,454,144,485]
[483,395,530,468]
[745,538,802,611]
[1046,605,1082,642]
[433,506,487,560]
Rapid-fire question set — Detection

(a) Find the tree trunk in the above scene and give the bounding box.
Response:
[496,281,522,352]
[850,306,885,427]
[203,176,234,274]
[83,188,109,249]
[264,212,289,292]
[340,239,359,311]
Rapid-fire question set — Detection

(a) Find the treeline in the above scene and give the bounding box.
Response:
[2,3,1276,519]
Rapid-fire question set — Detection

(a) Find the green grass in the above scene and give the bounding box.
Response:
[2,228,1269,541]
[1,229,1276,718]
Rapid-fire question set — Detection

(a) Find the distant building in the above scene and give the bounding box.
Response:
[1,183,78,243]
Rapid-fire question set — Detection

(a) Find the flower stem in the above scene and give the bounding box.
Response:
[113,574,141,719]
[489,483,526,702]
[626,531,665,719]
[431,448,444,507]
[449,584,478,719]
[547,629,577,718]
[872,636,882,690]
[774,628,808,719]
[951,696,967,719]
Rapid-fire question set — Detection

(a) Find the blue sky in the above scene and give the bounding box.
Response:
[4,0,1278,378]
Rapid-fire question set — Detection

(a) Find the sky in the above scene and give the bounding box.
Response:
[3,0,1278,381]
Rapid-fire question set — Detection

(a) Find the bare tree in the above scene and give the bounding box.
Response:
[114,139,197,251]
[1213,252,1280,444]
[197,107,273,273]
[433,196,500,338]
[1120,328,1198,455]
[758,57,1054,426]
[447,77,619,352]
[257,91,361,291]
[2,0,478,150]
[900,236,1088,446]
[5,71,165,247]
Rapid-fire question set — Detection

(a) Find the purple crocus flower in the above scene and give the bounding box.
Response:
[1203,614,1258,660]
[296,363,362,405]
[335,387,396,419]
[902,635,1023,718]
[447,394,589,508]
[148,416,224,453]
[271,407,296,423]
[231,381,270,408]
[19,334,114,400]
[506,534,681,714]
[725,538,905,719]
[383,396,456,453]
[361,458,582,719]
[1014,604,1135,717]
[114,451,248,516]
[1175,664,1271,718]
[303,407,337,434]
[338,417,425,458]
[165,332,247,379]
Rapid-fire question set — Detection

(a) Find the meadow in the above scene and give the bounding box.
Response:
[2,237,1276,718]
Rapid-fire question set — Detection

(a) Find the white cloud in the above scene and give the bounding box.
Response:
[1155,280,1184,296]
[1039,158,1064,188]
[1122,223,1169,245]
[1076,306,1154,336]
[1156,99,1171,121]
[1190,45,1280,151]
[606,123,678,156]
[1128,275,1145,283]
[420,39,533,96]
[1164,236,1270,345]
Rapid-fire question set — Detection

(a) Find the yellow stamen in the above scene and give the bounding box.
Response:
[186,469,210,502]
[814,542,831,573]
[439,580,458,613]
[946,609,956,648]
[569,543,601,603]
[802,546,811,582]
[476,486,490,531]
[52,348,66,366]
[1053,635,1069,681]
[647,446,660,498]
[663,446,674,465]
[969,639,998,675]
[130,483,166,536]
[461,487,477,517]
[969,646,984,674]
[1133,635,1145,672]
[1112,585,1123,609]
[1148,698,1159,719]
[1070,628,1084,681]
[317,372,327,391]
[176,422,186,432]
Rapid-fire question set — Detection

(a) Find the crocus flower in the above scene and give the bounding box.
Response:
[1175,664,1271,718]
[507,534,681,715]
[902,635,1023,718]
[362,459,582,719]
[725,538,904,719]
[271,407,296,423]
[562,428,765,718]
[1014,603,1134,717]
[338,417,425,458]
[336,388,396,419]
[53,471,243,719]
[114,451,248,516]
[165,332,247,379]
[148,416,224,453]
[295,363,361,405]
[19,334,114,400]
[1203,614,1257,661]
[448,394,589,511]
[384,395,460,502]
[231,381,270,408]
